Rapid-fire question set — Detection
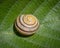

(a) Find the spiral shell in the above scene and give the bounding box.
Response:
[15,14,39,36]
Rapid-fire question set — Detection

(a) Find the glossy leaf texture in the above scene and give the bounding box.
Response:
[0,0,60,48]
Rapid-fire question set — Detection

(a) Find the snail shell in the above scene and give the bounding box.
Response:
[15,14,39,36]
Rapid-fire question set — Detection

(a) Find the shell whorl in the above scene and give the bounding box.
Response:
[15,14,39,35]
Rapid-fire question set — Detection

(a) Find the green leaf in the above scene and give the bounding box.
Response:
[0,0,60,48]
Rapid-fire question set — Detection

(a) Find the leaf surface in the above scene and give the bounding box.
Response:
[0,0,60,48]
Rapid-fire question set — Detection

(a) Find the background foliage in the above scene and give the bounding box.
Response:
[0,0,60,48]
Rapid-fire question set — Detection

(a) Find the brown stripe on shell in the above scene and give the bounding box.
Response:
[15,15,39,35]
